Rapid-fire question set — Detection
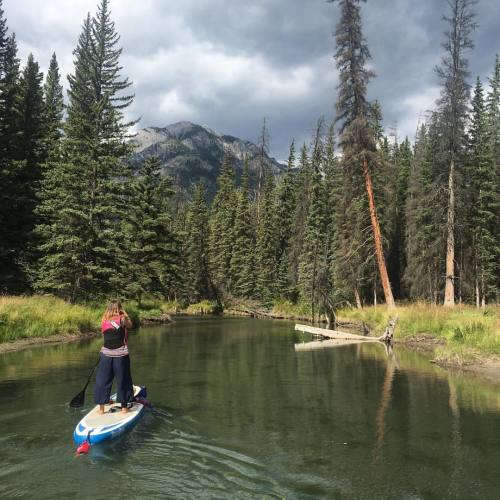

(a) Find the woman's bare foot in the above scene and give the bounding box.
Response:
[121,407,129,414]
[98,404,105,415]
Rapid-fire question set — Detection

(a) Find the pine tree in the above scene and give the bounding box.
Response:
[274,140,297,299]
[186,183,211,302]
[255,117,270,222]
[12,54,46,287]
[208,154,236,294]
[0,33,22,291]
[404,120,446,302]
[121,157,178,300]
[230,160,256,298]
[298,119,328,320]
[0,0,8,78]
[288,143,312,297]
[255,169,278,300]
[329,0,395,308]
[486,58,500,302]
[36,2,135,301]
[436,0,477,307]
[44,53,64,157]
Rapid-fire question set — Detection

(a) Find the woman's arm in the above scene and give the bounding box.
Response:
[120,311,133,329]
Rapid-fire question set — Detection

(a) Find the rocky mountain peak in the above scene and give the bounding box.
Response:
[131,122,284,199]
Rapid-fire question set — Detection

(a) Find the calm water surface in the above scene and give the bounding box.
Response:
[1,317,500,499]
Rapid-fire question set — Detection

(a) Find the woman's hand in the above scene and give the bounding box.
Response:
[120,310,133,329]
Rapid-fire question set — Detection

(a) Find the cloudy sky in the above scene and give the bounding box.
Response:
[4,0,499,160]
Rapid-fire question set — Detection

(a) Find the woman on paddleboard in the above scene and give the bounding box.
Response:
[95,301,134,414]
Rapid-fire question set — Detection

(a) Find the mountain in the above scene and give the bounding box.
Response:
[130,121,285,198]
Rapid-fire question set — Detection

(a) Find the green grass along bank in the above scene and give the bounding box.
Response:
[1,296,499,369]
[0,295,171,346]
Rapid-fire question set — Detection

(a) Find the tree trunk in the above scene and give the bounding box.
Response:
[362,156,396,309]
[444,159,455,307]
[481,275,486,309]
[354,287,362,309]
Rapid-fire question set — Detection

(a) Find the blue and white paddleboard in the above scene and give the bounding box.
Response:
[73,385,145,445]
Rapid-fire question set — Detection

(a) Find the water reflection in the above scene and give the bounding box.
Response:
[1,317,500,499]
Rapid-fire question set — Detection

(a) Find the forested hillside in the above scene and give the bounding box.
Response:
[0,0,498,317]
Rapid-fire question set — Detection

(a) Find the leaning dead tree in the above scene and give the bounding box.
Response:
[330,0,396,309]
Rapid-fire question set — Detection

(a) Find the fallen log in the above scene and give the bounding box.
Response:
[295,324,381,342]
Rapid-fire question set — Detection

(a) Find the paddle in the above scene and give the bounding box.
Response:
[69,358,100,408]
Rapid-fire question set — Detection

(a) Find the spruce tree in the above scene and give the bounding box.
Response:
[255,169,278,300]
[329,0,395,308]
[436,0,477,306]
[0,0,7,78]
[298,119,328,319]
[208,154,236,294]
[0,34,22,291]
[404,120,446,302]
[185,183,211,302]
[121,157,178,300]
[13,54,46,287]
[230,159,256,298]
[44,53,64,157]
[288,143,312,297]
[36,2,135,301]
[275,140,298,299]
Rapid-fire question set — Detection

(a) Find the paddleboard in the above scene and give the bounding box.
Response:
[73,385,145,445]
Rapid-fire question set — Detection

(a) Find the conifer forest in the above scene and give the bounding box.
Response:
[0,0,498,318]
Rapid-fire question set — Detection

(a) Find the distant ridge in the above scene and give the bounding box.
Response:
[130,121,285,198]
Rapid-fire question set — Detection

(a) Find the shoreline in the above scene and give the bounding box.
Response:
[1,312,500,385]
[0,314,173,355]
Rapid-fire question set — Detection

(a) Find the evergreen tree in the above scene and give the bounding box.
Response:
[468,76,499,306]
[404,120,446,302]
[393,137,412,297]
[288,143,312,297]
[208,154,236,294]
[0,0,8,78]
[230,160,256,298]
[36,2,135,301]
[255,169,278,300]
[44,52,64,157]
[13,54,46,287]
[0,33,22,291]
[186,183,211,302]
[436,0,477,306]
[122,157,177,300]
[298,119,328,320]
[329,0,395,308]
[274,140,298,299]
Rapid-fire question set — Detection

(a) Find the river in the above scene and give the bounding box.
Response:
[1,316,500,499]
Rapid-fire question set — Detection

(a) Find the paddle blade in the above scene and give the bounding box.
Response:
[69,389,86,408]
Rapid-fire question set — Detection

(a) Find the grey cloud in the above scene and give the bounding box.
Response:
[3,0,500,160]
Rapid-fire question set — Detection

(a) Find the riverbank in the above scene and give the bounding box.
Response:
[166,298,500,370]
[2,296,500,381]
[0,296,171,351]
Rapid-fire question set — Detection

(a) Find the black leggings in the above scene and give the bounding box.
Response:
[94,354,133,407]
